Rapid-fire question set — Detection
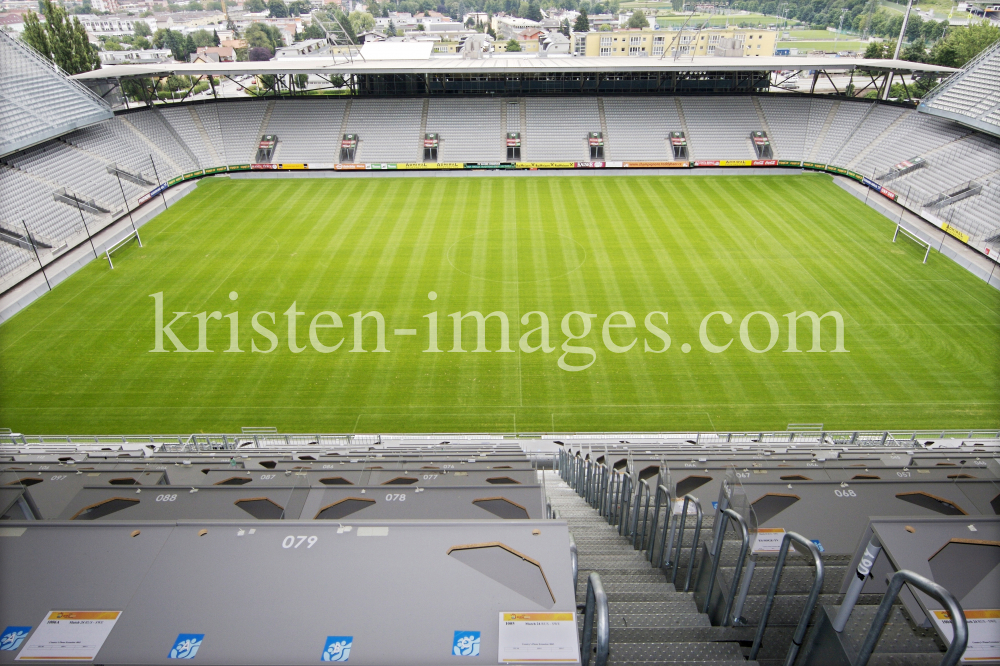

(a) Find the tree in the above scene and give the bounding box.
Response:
[863,40,887,58]
[505,37,521,50]
[21,0,100,74]
[387,19,397,35]
[187,1,204,10]
[626,10,647,28]
[929,20,999,67]
[573,12,588,32]
[190,29,217,47]
[560,17,570,36]
[348,10,375,33]
[213,29,220,45]
[294,73,308,88]
[287,0,311,14]
[525,1,541,21]
[268,0,288,17]
[901,37,926,63]
[206,0,223,9]
[248,45,273,59]
[245,22,284,51]
[135,35,151,48]
[301,22,326,39]
[244,0,266,11]
[133,20,152,37]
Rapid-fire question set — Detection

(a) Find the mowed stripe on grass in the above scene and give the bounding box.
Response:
[0,173,997,434]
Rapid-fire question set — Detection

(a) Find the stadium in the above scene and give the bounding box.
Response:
[1,22,1000,666]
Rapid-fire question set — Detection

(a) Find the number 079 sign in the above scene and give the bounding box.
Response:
[497,613,579,663]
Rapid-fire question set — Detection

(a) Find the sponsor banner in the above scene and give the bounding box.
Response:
[515,162,575,170]
[862,176,898,201]
[802,162,825,170]
[366,163,397,170]
[846,171,864,182]
[251,163,278,170]
[574,162,606,168]
[395,163,464,170]
[203,166,228,175]
[695,160,755,167]
[182,170,204,180]
[828,166,850,176]
[622,161,689,168]
[778,160,803,167]
[167,176,184,186]
[942,222,970,243]
[751,160,778,167]
[464,162,516,170]
[307,163,337,170]
[229,164,251,171]
[276,163,307,170]
[137,182,168,205]
[721,160,752,167]
[335,163,366,171]
[694,160,721,167]
[605,161,624,168]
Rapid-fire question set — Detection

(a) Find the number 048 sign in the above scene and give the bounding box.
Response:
[497,613,579,663]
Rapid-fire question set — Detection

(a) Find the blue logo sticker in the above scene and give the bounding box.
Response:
[811,539,825,553]
[452,631,480,656]
[321,636,352,662]
[0,627,31,651]
[712,502,718,510]
[169,634,204,659]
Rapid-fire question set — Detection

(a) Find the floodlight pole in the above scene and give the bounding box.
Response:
[23,220,51,291]
[150,154,168,210]
[884,0,915,99]
[114,169,139,235]
[72,195,98,258]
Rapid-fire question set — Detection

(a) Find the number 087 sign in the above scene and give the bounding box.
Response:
[497,613,579,663]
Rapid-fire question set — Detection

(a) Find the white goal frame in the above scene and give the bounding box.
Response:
[892,224,930,264]
[105,229,143,269]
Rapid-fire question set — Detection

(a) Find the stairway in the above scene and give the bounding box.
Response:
[546,472,757,666]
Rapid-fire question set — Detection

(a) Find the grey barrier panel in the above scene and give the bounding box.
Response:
[1,471,166,519]
[362,469,538,487]
[842,516,1000,628]
[954,479,1000,515]
[56,486,312,521]
[245,459,534,472]
[0,486,27,518]
[0,520,578,666]
[300,486,545,521]
[727,479,993,555]
[824,467,996,482]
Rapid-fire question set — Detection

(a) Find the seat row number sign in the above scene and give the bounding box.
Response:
[16,611,121,661]
[932,609,1000,662]
[497,613,579,663]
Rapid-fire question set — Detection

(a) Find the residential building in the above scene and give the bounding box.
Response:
[99,47,172,63]
[493,15,540,39]
[575,27,778,57]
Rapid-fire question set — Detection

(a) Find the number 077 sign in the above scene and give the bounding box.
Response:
[497,613,579,663]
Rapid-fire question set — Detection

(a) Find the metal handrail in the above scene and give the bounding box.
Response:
[569,534,579,592]
[703,507,750,626]
[546,501,552,519]
[630,478,649,548]
[671,494,703,593]
[749,532,824,665]
[650,483,672,566]
[596,463,609,515]
[636,478,654,550]
[618,473,633,536]
[854,570,967,666]
[581,572,610,666]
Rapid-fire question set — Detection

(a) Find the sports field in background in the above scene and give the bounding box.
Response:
[1,173,998,434]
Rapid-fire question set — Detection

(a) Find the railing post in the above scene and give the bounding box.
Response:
[671,494,703,592]
[853,570,966,666]
[749,532,824,665]
[650,484,671,566]
[581,573,609,666]
[703,507,749,622]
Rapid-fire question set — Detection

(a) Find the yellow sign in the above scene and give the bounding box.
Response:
[941,222,969,243]
[515,162,575,169]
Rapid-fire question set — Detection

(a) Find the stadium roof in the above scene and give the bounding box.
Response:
[918,40,1000,138]
[1,31,113,157]
[71,55,958,81]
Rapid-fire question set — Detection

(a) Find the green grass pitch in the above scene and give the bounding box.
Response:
[1,173,998,434]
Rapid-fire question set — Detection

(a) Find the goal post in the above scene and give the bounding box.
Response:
[892,224,930,264]
[105,229,143,269]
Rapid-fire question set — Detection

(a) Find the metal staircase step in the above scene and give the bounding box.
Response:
[605,641,753,664]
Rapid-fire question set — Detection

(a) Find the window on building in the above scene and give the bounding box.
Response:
[652,45,664,55]
[630,35,640,45]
